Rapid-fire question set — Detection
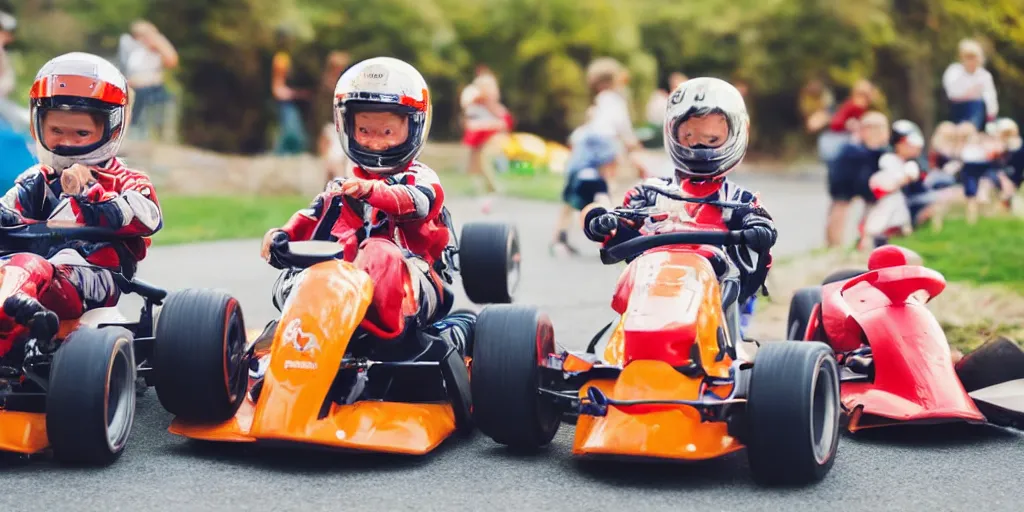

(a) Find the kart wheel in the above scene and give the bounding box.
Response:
[471,304,560,451]
[745,341,840,486]
[787,287,822,341]
[956,337,1024,392]
[152,289,248,422]
[822,268,866,285]
[459,222,520,304]
[47,326,137,465]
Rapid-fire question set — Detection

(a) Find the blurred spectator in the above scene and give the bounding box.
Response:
[0,10,27,133]
[271,26,312,155]
[585,57,646,180]
[825,110,889,247]
[461,69,512,212]
[642,72,687,147]
[799,78,835,134]
[815,79,877,164]
[118,20,179,141]
[942,38,998,131]
[317,51,351,183]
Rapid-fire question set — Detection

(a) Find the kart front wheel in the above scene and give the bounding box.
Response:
[152,289,248,422]
[47,326,137,465]
[787,287,822,341]
[459,222,520,304]
[745,341,840,486]
[471,304,560,451]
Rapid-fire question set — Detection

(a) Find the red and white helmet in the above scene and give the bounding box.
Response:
[333,57,432,174]
[664,77,749,181]
[29,52,130,170]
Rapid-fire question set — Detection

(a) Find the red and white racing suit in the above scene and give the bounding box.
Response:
[585,176,777,305]
[0,158,162,357]
[273,160,452,340]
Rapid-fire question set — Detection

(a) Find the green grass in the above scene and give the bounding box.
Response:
[151,169,566,246]
[898,216,1024,294]
[152,195,310,246]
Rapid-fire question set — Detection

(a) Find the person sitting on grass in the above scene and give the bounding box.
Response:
[858,120,925,250]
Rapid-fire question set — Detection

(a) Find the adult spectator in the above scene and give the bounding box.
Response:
[942,38,998,131]
[818,79,878,163]
[118,20,179,141]
[271,27,312,155]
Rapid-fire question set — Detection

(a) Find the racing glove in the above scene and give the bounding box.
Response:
[742,224,777,251]
[584,208,619,242]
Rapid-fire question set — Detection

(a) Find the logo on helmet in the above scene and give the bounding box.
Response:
[693,85,707,103]
[358,65,390,86]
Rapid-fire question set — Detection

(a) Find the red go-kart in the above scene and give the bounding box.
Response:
[786,244,1024,432]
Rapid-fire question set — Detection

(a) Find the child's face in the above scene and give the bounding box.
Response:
[41,110,103,150]
[675,113,729,148]
[352,111,409,151]
[859,121,889,150]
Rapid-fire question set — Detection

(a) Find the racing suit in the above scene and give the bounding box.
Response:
[584,177,777,309]
[271,161,460,343]
[0,159,162,357]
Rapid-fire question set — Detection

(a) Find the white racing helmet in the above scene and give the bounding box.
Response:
[664,77,749,180]
[333,57,432,174]
[29,52,130,170]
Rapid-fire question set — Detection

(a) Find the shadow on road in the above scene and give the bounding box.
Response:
[157,432,463,474]
[844,422,1021,448]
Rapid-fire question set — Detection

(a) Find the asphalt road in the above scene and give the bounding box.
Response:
[3,173,1022,512]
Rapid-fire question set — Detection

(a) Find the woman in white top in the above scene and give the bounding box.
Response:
[118,20,179,141]
[585,57,648,180]
[942,39,998,131]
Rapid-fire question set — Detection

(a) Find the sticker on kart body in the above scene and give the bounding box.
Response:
[284,360,317,370]
[283,318,321,355]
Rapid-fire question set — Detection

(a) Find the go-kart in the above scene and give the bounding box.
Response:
[163,215,522,455]
[786,244,1024,432]
[470,187,842,486]
[0,221,244,465]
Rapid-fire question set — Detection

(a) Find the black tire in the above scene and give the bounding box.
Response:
[822,268,867,285]
[459,222,520,304]
[47,326,137,465]
[745,341,841,486]
[471,304,560,450]
[152,289,248,423]
[956,337,1024,393]
[787,287,822,341]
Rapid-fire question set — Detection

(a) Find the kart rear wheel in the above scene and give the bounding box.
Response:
[787,287,822,341]
[152,289,248,423]
[956,337,1024,392]
[471,304,560,451]
[47,326,137,465]
[745,341,840,486]
[459,222,520,304]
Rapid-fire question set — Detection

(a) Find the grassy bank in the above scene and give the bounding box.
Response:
[151,169,565,245]
[897,216,1024,294]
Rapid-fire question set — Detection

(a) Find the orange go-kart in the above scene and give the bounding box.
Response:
[159,215,521,455]
[470,188,842,486]
[0,222,244,466]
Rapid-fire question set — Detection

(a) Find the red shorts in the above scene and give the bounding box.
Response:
[463,129,500,149]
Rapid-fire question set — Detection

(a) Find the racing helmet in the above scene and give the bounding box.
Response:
[890,119,924,148]
[333,57,432,174]
[29,52,130,171]
[664,77,749,181]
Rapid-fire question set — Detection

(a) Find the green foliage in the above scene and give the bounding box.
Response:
[4,0,1024,154]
